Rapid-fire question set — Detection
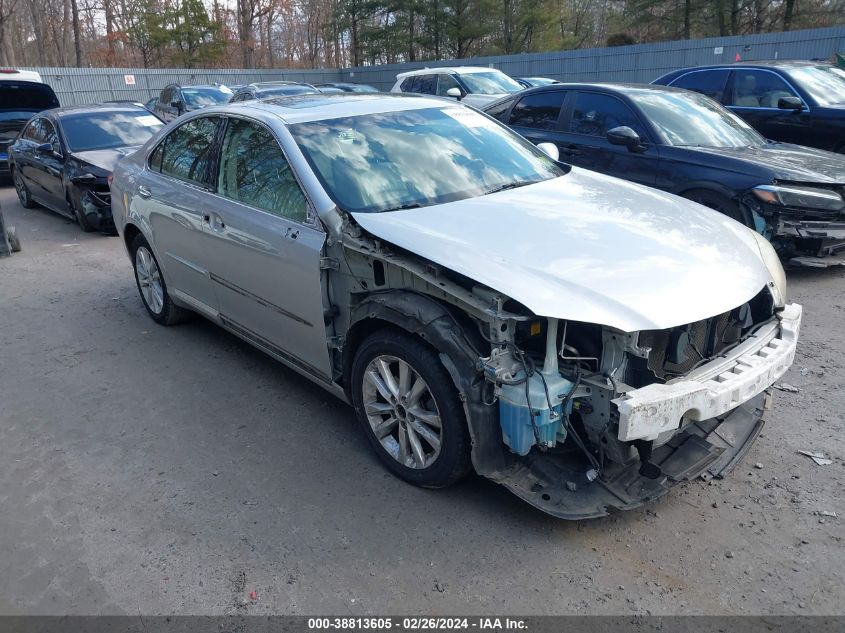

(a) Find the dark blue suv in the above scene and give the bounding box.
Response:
[653,61,845,154]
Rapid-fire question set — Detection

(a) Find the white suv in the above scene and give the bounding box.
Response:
[390,66,523,107]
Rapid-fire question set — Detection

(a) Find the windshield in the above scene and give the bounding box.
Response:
[290,106,563,213]
[182,87,230,108]
[460,71,523,95]
[62,110,163,151]
[633,90,765,148]
[787,65,845,106]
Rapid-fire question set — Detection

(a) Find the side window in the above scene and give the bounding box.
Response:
[160,87,172,104]
[728,70,799,108]
[217,118,308,223]
[484,98,513,123]
[42,120,60,150]
[400,77,418,93]
[415,74,436,95]
[437,74,461,96]
[158,116,219,184]
[22,119,44,142]
[509,91,566,130]
[669,70,730,101]
[569,92,647,139]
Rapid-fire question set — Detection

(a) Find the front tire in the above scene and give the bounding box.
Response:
[69,193,96,232]
[130,234,190,325]
[13,168,35,209]
[350,328,472,488]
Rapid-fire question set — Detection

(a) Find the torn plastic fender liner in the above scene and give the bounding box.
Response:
[614,303,801,442]
[348,291,509,476]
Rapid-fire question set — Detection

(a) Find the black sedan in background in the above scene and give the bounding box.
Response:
[484,83,845,266]
[10,103,164,233]
[653,61,845,154]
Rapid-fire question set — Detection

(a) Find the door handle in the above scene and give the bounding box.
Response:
[138,185,151,199]
[208,213,226,231]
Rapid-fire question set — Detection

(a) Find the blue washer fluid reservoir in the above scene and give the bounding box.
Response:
[498,371,572,456]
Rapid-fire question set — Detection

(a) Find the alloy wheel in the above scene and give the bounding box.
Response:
[135,246,164,315]
[362,355,443,469]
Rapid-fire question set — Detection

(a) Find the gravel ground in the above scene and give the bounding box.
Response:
[0,186,843,616]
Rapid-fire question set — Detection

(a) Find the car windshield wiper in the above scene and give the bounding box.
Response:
[482,180,539,196]
[379,202,425,213]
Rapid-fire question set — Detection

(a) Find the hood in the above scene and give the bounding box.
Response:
[351,169,772,332]
[690,143,845,184]
[71,146,139,173]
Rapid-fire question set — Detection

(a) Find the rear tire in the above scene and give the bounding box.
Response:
[130,234,191,326]
[13,168,35,209]
[350,328,472,488]
[682,189,749,226]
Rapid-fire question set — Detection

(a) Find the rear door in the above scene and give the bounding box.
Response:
[665,69,731,103]
[557,90,658,186]
[136,115,221,313]
[505,89,569,150]
[724,69,811,144]
[203,116,331,381]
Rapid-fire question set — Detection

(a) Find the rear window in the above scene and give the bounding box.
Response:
[0,82,59,111]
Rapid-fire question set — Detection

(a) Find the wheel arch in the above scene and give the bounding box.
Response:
[123,222,143,255]
[342,290,507,477]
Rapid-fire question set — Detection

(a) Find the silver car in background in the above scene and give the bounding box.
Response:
[110,94,801,519]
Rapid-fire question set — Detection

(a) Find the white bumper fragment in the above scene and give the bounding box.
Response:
[614,303,802,442]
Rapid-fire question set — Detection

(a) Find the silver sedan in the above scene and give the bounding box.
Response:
[110,94,800,519]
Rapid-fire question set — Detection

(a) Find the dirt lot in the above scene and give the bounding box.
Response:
[0,185,843,616]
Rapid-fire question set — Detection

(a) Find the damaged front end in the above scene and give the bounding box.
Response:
[474,291,801,519]
[743,183,845,268]
[70,172,115,233]
[338,220,802,519]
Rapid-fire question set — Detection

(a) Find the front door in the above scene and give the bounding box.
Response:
[725,69,811,145]
[558,90,658,187]
[204,116,331,381]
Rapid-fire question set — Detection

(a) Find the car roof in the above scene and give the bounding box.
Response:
[207,93,452,124]
[50,103,154,118]
[396,66,502,79]
[664,60,832,74]
[516,82,685,95]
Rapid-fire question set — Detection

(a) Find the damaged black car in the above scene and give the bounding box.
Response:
[9,103,163,233]
[484,84,845,267]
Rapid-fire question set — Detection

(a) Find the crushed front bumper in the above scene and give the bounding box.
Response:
[496,390,770,519]
[614,303,801,442]
[78,189,115,233]
[778,220,845,267]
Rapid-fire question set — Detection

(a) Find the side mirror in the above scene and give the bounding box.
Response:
[536,142,560,162]
[445,87,462,100]
[170,100,183,110]
[777,96,803,111]
[607,126,642,150]
[36,142,60,156]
